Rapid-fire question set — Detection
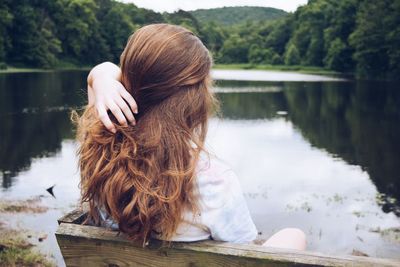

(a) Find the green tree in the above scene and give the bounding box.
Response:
[349,0,391,78]
[8,0,61,67]
[98,2,135,62]
[264,16,294,55]
[248,45,277,64]
[57,0,100,62]
[324,38,350,71]
[284,44,300,65]
[322,0,357,71]
[0,0,13,63]
[287,0,336,66]
[202,21,225,54]
[271,53,282,65]
[165,10,202,35]
[219,34,248,63]
[385,0,400,78]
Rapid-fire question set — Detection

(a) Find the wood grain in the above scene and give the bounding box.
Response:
[56,221,400,267]
[57,208,87,225]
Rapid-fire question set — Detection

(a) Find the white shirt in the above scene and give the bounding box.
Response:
[98,154,258,244]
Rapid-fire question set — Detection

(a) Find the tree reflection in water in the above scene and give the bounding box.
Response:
[0,71,86,187]
[218,80,400,215]
[1,74,399,216]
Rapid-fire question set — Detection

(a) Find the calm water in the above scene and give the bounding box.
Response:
[0,70,399,265]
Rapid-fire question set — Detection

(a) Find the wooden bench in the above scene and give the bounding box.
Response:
[56,209,400,266]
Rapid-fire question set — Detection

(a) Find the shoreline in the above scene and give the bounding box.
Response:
[0,66,91,74]
[0,64,343,76]
[213,64,346,76]
[0,197,56,266]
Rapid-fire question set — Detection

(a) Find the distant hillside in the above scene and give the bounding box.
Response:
[190,6,288,25]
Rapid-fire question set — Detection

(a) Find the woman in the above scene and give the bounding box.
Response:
[78,24,306,249]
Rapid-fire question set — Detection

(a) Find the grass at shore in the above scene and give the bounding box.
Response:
[1,63,343,76]
[213,63,343,75]
[0,67,51,73]
[0,197,49,213]
[0,63,91,73]
[0,198,54,266]
[0,228,54,267]
[0,67,91,73]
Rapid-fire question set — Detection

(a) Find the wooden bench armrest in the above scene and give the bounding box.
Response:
[56,216,400,267]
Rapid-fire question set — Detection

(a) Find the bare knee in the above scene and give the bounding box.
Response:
[285,228,306,249]
[284,228,306,242]
[262,228,306,251]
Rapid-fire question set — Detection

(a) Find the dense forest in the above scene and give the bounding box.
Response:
[0,0,399,79]
[190,6,287,26]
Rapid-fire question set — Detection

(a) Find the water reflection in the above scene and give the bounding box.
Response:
[216,80,400,215]
[0,71,86,187]
[0,71,399,260]
[1,74,400,214]
[216,81,286,119]
[283,81,400,215]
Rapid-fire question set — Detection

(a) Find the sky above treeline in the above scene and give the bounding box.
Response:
[122,0,308,12]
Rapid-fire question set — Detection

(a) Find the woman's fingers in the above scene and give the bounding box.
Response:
[107,102,128,126]
[115,97,136,125]
[96,104,116,133]
[120,89,138,114]
[92,79,138,132]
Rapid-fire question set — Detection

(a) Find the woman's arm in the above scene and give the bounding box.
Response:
[87,62,137,133]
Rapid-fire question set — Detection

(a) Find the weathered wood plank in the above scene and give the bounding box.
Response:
[55,222,400,267]
[57,208,86,225]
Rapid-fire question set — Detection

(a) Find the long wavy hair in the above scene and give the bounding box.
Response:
[76,24,217,243]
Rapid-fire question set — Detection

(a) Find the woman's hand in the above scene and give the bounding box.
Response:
[87,62,138,133]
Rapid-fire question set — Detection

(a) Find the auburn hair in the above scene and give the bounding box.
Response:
[76,24,217,243]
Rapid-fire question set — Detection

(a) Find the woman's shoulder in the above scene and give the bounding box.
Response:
[194,153,258,243]
[195,153,242,205]
[196,153,236,184]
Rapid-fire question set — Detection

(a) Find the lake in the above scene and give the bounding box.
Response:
[0,70,399,265]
